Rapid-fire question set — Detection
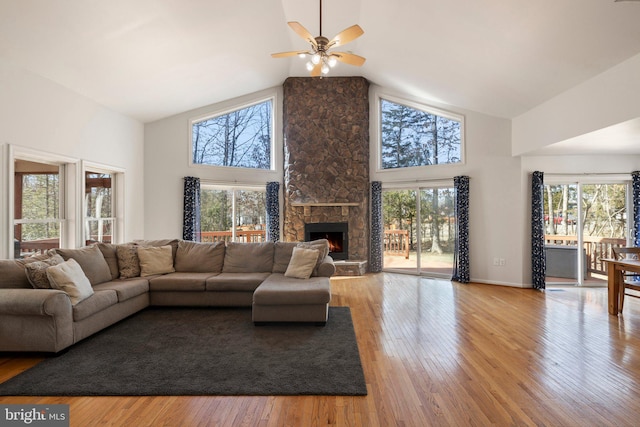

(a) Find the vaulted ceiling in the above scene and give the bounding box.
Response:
[1,0,640,128]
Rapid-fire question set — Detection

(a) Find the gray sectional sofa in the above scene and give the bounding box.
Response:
[0,239,334,353]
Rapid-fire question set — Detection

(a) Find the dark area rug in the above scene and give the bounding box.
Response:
[0,306,367,396]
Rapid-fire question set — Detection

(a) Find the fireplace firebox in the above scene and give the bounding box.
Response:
[304,222,348,260]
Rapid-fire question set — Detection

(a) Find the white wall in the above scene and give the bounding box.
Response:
[512,52,640,155]
[143,87,283,240]
[0,59,145,255]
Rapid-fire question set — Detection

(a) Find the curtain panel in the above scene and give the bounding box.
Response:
[370,181,383,273]
[182,176,201,242]
[531,171,546,290]
[632,172,640,247]
[266,182,280,242]
[452,176,470,283]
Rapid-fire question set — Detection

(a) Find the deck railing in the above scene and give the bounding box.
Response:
[545,235,626,276]
[384,229,410,259]
[200,230,266,243]
[17,238,60,256]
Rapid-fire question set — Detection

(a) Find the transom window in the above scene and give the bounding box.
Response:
[380,98,463,170]
[191,99,273,170]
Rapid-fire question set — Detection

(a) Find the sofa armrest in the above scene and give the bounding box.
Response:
[0,289,71,316]
[316,255,336,277]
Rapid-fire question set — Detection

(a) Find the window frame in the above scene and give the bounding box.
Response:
[189,94,277,172]
[81,160,125,246]
[371,89,466,180]
[3,144,77,258]
[199,182,267,243]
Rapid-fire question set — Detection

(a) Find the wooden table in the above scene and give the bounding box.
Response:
[604,258,640,315]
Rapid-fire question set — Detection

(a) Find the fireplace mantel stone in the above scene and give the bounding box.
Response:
[291,202,359,216]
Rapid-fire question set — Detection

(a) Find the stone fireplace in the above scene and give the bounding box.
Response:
[282,77,370,266]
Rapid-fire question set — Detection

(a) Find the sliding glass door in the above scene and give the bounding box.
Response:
[382,184,455,277]
[544,179,631,286]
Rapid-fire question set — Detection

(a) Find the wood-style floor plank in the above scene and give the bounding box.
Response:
[2,274,640,426]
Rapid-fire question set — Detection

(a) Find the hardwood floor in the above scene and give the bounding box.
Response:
[2,274,640,426]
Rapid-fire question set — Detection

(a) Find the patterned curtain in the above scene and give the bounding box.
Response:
[633,171,640,247]
[182,176,201,242]
[266,182,280,242]
[452,176,470,283]
[370,181,383,273]
[531,171,546,290]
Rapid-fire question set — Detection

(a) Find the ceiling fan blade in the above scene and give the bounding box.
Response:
[328,25,364,48]
[288,21,318,48]
[271,50,308,58]
[310,62,322,77]
[332,52,366,67]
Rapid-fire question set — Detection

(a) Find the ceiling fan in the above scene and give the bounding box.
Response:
[271,0,366,77]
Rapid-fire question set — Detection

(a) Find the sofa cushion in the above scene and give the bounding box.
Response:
[174,241,225,273]
[148,272,216,292]
[272,242,297,273]
[55,245,112,285]
[72,289,118,321]
[116,244,141,279]
[93,278,149,302]
[24,254,65,289]
[0,259,31,289]
[284,247,320,279]
[97,243,120,280]
[222,242,274,273]
[137,245,175,277]
[253,274,331,305]
[46,259,95,305]
[206,272,271,292]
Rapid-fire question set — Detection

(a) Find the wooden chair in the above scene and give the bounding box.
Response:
[611,247,640,311]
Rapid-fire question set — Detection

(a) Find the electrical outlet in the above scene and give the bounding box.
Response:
[493,258,500,266]
[499,258,506,266]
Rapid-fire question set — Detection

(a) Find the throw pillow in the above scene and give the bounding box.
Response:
[285,247,320,279]
[55,245,112,285]
[46,259,94,305]
[116,244,141,279]
[133,239,180,261]
[174,240,225,273]
[296,239,330,275]
[24,254,65,289]
[137,245,175,277]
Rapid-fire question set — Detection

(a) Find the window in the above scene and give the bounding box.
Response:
[191,99,273,170]
[200,185,266,243]
[13,160,63,258]
[380,98,463,170]
[84,171,114,244]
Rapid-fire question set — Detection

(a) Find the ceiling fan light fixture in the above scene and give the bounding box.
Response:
[271,0,365,76]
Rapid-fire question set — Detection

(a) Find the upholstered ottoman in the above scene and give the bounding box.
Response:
[252,274,331,325]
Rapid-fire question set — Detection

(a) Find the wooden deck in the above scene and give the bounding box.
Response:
[2,275,640,426]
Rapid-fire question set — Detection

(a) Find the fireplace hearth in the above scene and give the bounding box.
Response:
[305,222,348,261]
